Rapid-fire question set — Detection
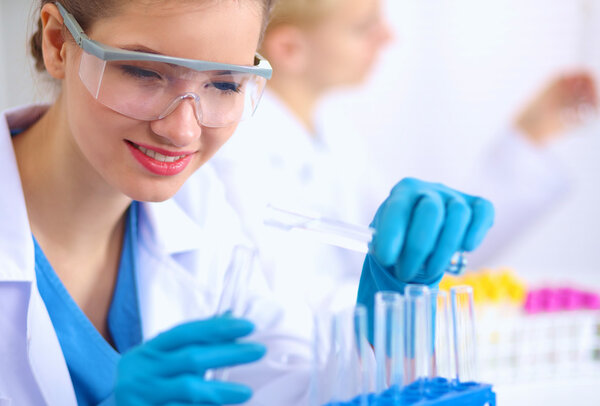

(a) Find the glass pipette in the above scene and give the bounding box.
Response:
[264,204,467,275]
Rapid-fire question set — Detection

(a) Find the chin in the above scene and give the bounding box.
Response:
[120,178,184,203]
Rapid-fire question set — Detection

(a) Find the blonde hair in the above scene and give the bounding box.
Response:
[266,0,341,31]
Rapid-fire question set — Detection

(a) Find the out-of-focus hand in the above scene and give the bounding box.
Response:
[113,316,266,405]
[515,71,598,145]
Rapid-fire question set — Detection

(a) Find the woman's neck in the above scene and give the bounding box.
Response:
[267,74,323,136]
[12,99,131,338]
[12,98,132,287]
[13,100,131,252]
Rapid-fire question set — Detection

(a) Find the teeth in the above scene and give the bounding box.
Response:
[137,145,185,163]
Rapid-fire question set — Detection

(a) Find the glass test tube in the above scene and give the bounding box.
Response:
[263,204,467,275]
[431,289,454,380]
[451,285,478,383]
[215,245,257,315]
[329,306,371,405]
[206,245,257,381]
[404,285,433,388]
[375,291,405,393]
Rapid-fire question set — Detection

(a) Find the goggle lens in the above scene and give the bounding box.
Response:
[79,50,267,127]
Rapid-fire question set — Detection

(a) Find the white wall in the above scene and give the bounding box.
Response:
[0,1,7,110]
[0,0,40,111]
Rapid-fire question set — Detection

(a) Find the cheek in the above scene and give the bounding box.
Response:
[67,81,129,163]
[337,35,381,83]
[317,38,369,85]
[64,67,150,185]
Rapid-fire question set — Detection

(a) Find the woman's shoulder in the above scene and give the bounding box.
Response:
[1,104,49,135]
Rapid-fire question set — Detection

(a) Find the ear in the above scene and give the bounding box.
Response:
[261,25,310,75]
[40,3,69,79]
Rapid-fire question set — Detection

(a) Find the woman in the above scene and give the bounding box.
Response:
[0,0,493,405]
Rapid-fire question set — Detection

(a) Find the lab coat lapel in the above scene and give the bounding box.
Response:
[136,199,217,339]
[0,105,77,406]
[0,106,38,281]
[27,286,78,406]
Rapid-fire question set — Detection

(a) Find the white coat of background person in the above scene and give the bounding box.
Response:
[213,0,394,312]
[464,72,598,265]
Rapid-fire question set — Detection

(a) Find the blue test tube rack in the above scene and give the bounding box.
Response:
[317,286,496,406]
[322,378,495,405]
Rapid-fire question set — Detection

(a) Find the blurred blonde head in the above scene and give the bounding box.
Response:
[266,0,340,30]
[262,0,391,99]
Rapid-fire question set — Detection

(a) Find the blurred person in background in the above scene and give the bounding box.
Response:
[213,0,393,311]
[466,72,597,264]
[213,0,597,313]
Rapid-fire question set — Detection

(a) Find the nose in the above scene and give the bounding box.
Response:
[375,17,394,48]
[150,97,202,148]
[380,21,393,45]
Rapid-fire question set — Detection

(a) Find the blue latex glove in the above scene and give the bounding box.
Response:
[113,316,266,405]
[357,178,494,340]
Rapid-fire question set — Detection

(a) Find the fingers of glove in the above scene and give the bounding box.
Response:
[149,317,255,352]
[156,342,267,377]
[424,198,472,282]
[152,376,253,404]
[461,197,495,251]
[370,193,414,267]
[395,192,445,282]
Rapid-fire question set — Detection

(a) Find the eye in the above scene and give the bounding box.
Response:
[209,81,242,93]
[119,65,163,80]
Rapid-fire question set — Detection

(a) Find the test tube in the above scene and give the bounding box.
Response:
[263,204,467,275]
[432,289,454,380]
[375,291,405,393]
[451,285,478,383]
[215,245,257,315]
[328,306,372,405]
[404,285,433,390]
[206,245,256,381]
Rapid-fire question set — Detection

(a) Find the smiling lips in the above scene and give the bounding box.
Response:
[127,141,195,176]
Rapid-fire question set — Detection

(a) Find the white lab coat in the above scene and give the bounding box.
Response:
[0,105,315,406]
[456,127,570,266]
[213,90,388,312]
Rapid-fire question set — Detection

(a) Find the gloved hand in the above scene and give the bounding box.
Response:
[113,316,266,405]
[357,178,494,339]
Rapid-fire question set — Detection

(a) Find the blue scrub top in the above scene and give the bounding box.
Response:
[34,201,143,406]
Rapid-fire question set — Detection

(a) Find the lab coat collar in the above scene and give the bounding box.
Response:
[0,105,78,405]
[0,105,48,282]
[141,198,206,255]
[254,90,332,156]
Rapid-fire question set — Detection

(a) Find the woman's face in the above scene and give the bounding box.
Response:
[62,1,263,202]
[304,0,391,90]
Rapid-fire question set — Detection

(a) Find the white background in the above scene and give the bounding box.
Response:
[1,0,599,405]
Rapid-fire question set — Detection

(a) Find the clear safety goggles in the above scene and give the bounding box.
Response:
[57,3,272,128]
